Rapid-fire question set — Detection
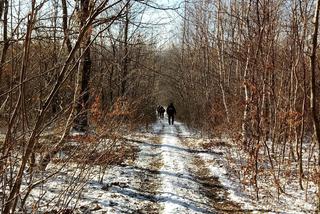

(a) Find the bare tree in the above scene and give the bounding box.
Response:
[74,0,94,132]
[309,0,320,209]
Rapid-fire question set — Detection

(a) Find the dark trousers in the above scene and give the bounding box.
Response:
[168,115,174,125]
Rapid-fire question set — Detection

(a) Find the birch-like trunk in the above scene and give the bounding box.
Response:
[309,0,320,209]
[217,0,230,123]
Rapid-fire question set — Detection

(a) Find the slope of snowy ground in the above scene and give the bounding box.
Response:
[22,118,317,213]
[187,136,318,214]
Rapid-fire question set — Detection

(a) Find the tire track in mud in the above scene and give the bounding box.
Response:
[175,123,243,213]
[120,134,164,214]
[102,122,166,213]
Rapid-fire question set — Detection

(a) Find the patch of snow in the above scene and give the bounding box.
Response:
[157,122,214,214]
[200,152,255,211]
[199,137,318,214]
[18,118,317,214]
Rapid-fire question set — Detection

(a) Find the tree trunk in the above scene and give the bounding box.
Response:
[309,0,320,210]
[121,2,130,96]
[61,0,72,53]
[217,0,230,123]
[74,0,92,132]
[3,2,37,212]
[0,0,9,86]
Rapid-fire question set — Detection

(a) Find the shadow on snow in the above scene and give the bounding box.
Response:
[124,138,223,156]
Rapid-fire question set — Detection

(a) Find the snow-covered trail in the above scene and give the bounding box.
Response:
[150,119,241,213]
[45,119,242,213]
[91,119,241,213]
[158,121,214,213]
[23,118,317,213]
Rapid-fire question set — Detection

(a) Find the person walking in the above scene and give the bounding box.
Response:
[157,105,162,118]
[157,105,165,119]
[166,103,176,125]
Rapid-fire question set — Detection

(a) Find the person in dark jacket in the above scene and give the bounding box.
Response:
[157,105,165,119]
[157,105,162,118]
[166,103,176,125]
[159,106,165,119]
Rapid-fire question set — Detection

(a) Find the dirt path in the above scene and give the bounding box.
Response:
[155,120,241,213]
[97,119,242,213]
[157,121,214,213]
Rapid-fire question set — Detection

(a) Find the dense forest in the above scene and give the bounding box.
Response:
[0,0,319,213]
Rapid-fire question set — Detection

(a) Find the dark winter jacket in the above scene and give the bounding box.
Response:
[166,104,176,116]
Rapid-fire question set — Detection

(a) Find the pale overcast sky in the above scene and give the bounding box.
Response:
[4,0,183,48]
[138,0,183,48]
